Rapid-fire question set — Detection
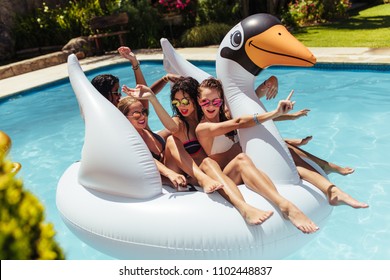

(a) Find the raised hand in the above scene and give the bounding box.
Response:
[291,109,311,120]
[276,90,295,115]
[255,75,278,100]
[117,46,138,65]
[122,84,155,100]
[165,73,181,83]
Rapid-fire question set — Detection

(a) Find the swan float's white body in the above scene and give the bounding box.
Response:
[57,14,332,260]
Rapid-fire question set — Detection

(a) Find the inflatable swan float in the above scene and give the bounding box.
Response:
[57,13,332,260]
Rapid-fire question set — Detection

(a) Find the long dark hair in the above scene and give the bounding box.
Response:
[199,77,236,137]
[91,74,119,99]
[170,76,203,137]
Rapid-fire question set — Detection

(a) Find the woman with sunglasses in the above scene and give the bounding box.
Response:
[195,78,368,219]
[117,94,187,189]
[169,76,284,225]
[123,79,277,225]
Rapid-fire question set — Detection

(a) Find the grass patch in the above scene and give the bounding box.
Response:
[292,4,390,47]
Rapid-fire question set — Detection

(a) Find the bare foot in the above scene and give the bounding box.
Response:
[198,176,224,193]
[324,163,355,176]
[239,203,273,225]
[327,185,369,208]
[280,201,319,234]
[285,136,313,147]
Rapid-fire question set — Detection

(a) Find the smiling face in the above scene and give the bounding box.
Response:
[127,101,148,130]
[117,97,148,131]
[219,14,316,76]
[198,87,223,121]
[172,90,195,117]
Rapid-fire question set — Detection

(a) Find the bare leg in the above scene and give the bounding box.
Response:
[164,136,223,193]
[284,136,312,146]
[200,158,273,225]
[287,143,354,176]
[224,153,319,234]
[289,149,369,209]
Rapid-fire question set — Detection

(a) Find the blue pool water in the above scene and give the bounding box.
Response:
[1,61,389,260]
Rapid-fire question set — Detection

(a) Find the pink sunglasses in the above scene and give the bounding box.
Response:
[199,98,223,107]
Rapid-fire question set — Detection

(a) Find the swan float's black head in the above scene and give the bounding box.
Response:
[220,13,316,76]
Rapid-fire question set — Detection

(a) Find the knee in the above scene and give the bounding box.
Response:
[200,157,218,171]
[165,135,175,147]
[236,153,250,163]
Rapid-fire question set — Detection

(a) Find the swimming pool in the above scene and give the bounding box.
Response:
[1,61,389,260]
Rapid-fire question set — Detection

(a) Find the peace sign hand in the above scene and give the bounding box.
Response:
[276,90,296,116]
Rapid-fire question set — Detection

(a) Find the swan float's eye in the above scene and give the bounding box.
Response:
[230,30,242,48]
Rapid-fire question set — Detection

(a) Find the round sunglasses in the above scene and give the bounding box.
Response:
[172,97,191,107]
[127,108,149,120]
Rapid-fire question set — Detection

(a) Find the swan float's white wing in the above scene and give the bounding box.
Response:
[67,54,161,198]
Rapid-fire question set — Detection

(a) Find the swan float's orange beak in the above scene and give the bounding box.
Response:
[245,25,316,69]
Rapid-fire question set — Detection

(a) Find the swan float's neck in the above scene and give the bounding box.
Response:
[217,57,300,184]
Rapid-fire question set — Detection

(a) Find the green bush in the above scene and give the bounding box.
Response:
[120,0,163,48]
[197,0,240,25]
[12,0,101,50]
[12,0,164,52]
[180,22,231,47]
[283,0,351,27]
[0,131,64,260]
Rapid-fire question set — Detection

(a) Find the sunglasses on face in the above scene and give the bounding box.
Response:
[199,98,223,108]
[172,98,191,107]
[127,108,149,120]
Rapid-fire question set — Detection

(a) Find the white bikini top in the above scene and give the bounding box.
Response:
[210,134,239,155]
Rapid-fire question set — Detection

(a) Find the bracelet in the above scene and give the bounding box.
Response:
[253,113,261,125]
[132,62,140,70]
[162,75,169,82]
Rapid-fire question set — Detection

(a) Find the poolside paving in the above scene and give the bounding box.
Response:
[0,47,389,100]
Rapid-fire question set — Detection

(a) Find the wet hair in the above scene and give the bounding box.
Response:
[170,76,203,137]
[199,77,236,137]
[117,96,140,116]
[91,74,119,100]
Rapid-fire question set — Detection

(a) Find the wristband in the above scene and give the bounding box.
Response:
[163,75,169,82]
[253,113,261,125]
[132,62,140,70]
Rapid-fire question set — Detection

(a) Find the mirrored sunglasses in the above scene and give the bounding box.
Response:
[199,98,223,108]
[172,98,191,107]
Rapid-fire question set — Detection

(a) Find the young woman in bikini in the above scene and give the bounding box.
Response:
[195,77,368,214]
